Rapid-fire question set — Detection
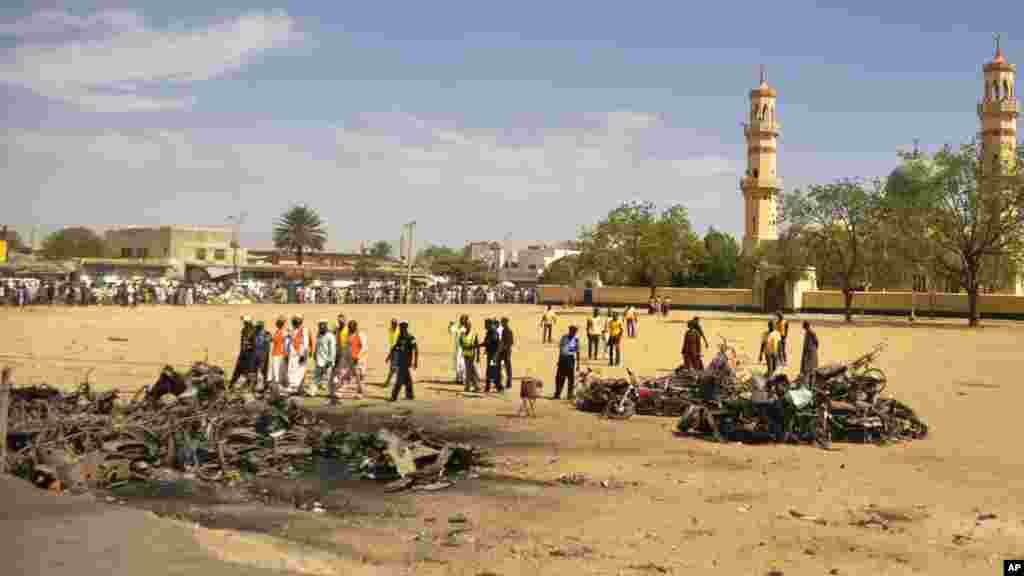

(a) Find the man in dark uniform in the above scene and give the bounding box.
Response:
[230,316,256,386]
[498,317,514,391]
[386,321,419,401]
[553,325,580,400]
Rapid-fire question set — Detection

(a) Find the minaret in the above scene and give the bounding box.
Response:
[978,34,1017,178]
[741,66,782,255]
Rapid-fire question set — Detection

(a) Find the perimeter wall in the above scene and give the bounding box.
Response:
[535,285,1024,320]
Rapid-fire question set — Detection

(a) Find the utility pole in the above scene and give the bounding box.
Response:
[402,221,416,303]
[227,211,247,284]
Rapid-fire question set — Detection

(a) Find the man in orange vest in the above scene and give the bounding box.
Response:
[267,316,288,395]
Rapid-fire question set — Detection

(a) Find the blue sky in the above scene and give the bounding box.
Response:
[1,2,1020,251]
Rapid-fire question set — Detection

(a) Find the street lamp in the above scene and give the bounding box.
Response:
[227,212,247,284]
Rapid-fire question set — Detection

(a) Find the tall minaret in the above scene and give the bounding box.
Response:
[741,66,782,255]
[978,34,1017,178]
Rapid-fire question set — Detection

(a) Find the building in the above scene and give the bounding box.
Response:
[740,66,782,256]
[98,225,246,281]
[501,243,580,284]
[464,241,505,270]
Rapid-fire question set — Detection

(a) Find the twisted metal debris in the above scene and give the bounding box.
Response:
[3,363,489,494]
[576,343,928,447]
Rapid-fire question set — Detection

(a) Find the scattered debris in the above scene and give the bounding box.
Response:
[673,345,929,447]
[557,472,588,486]
[3,362,491,498]
[629,562,669,574]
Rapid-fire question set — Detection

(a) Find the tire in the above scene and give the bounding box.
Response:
[603,396,635,420]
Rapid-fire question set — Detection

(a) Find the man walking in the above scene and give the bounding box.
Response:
[607,312,623,367]
[386,321,418,401]
[383,318,400,388]
[681,319,704,370]
[586,308,602,360]
[267,316,289,395]
[314,320,336,399]
[483,319,502,392]
[251,320,270,390]
[775,311,789,366]
[230,316,256,387]
[498,317,514,391]
[624,306,638,338]
[539,305,557,344]
[553,325,580,400]
[800,321,819,381]
[460,319,482,393]
[759,320,782,375]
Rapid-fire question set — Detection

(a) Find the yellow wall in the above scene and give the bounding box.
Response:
[537,284,754,308]
[802,290,1024,316]
[655,287,753,308]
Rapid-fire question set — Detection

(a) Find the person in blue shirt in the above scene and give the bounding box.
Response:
[553,325,581,400]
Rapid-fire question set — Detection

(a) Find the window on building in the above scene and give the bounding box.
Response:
[138,248,148,259]
[528,264,537,270]
[214,249,226,261]
[196,248,207,261]
[121,248,132,258]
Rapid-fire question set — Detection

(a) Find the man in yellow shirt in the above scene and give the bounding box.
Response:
[585,308,604,360]
[606,312,623,367]
[774,311,789,366]
[539,305,558,344]
[759,320,781,375]
[383,318,401,388]
[624,306,638,338]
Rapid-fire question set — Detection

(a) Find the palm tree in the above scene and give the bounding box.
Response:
[273,204,327,266]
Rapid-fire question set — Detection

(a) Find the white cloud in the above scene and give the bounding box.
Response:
[0,10,301,111]
[3,111,741,247]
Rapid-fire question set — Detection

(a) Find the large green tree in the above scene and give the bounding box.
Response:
[1,227,25,255]
[539,253,584,286]
[272,204,326,266]
[579,201,703,294]
[673,228,738,288]
[39,227,107,260]
[430,254,488,285]
[368,240,393,259]
[781,178,885,322]
[886,142,1024,326]
[416,244,460,267]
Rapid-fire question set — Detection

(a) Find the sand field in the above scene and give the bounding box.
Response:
[3,303,1024,575]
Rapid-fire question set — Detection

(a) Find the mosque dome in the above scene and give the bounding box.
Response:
[885,156,935,201]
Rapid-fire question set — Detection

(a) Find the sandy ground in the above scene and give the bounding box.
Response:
[3,303,1024,575]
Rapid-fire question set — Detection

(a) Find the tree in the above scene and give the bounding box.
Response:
[887,142,1024,326]
[430,254,488,285]
[737,226,812,290]
[272,204,326,266]
[416,245,460,268]
[39,227,106,260]
[673,228,738,287]
[539,253,583,285]
[579,201,703,294]
[781,179,884,322]
[369,240,393,259]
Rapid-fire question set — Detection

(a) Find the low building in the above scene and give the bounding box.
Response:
[500,243,580,284]
[465,241,505,270]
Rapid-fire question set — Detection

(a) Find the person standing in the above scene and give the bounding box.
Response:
[498,317,514,391]
[286,315,309,395]
[662,297,672,319]
[539,305,557,344]
[383,318,400,388]
[314,320,336,398]
[333,313,349,385]
[386,321,418,401]
[230,316,255,386]
[681,319,704,370]
[775,311,789,366]
[758,320,781,375]
[606,313,623,367]
[553,325,580,400]
[251,320,270,389]
[586,308,602,360]
[460,319,482,393]
[449,318,466,384]
[347,320,367,398]
[267,316,289,394]
[483,319,501,392]
[800,321,819,381]
[624,306,638,338]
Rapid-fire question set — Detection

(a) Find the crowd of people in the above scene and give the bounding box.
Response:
[0,278,536,307]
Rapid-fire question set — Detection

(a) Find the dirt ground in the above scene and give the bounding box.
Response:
[3,303,1024,575]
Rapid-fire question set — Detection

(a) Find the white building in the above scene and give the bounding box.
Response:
[501,243,580,284]
[464,241,505,270]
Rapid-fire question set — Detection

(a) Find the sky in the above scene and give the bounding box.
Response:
[2,1,1021,252]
